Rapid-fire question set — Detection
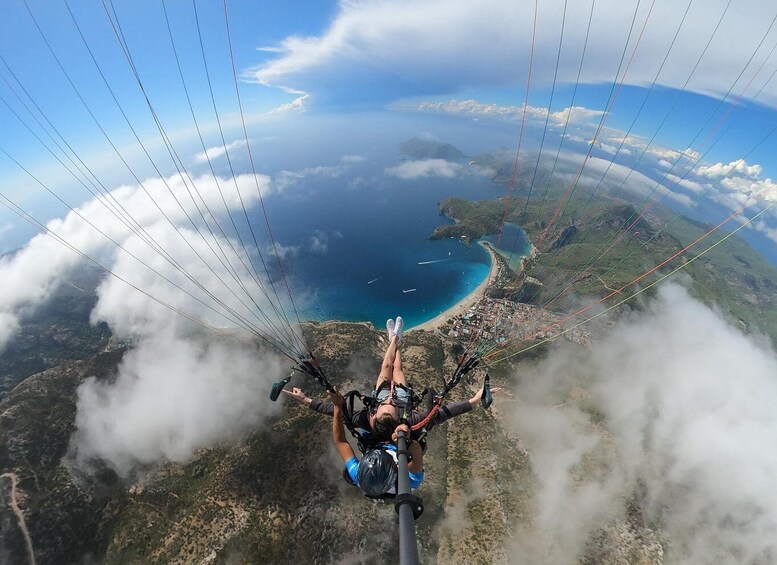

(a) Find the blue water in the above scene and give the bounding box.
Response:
[228,112,534,329]
[483,223,532,270]
[259,163,505,329]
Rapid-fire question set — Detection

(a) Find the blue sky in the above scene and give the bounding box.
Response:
[2,0,777,257]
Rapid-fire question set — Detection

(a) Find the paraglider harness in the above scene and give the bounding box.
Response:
[270,352,491,455]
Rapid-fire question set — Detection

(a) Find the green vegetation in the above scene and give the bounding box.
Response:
[430,197,505,243]
[431,174,777,346]
[663,214,777,341]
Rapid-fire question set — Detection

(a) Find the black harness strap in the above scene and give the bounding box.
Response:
[292,357,378,452]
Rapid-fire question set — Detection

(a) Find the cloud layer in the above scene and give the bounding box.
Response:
[0,171,294,475]
[418,95,777,237]
[385,158,464,180]
[0,172,277,351]
[71,333,283,476]
[194,139,248,164]
[249,0,777,109]
[508,283,777,563]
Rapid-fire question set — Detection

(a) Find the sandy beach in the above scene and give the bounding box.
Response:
[410,241,500,332]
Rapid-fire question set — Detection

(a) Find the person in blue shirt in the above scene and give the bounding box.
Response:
[287,315,498,497]
[330,390,424,498]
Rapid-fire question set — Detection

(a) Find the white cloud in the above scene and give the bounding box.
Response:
[550,106,606,126]
[606,133,646,149]
[70,334,284,476]
[0,171,293,474]
[0,173,273,339]
[596,142,618,155]
[562,134,586,143]
[341,154,367,164]
[274,164,348,191]
[194,139,247,164]
[552,153,657,199]
[0,311,19,353]
[269,241,300,260]
[689,159,777,209]
[308,229,343,254]
[665,173,707,195]
[696,159,763,180]
[722,176,777,204]
[416,99,530,121]
[647,146,681,161]
[248,0,777,109]
[265,94,308,116]
[508,283,777,563]
[417,97,776,228]
[346,175,380,190]
[385,159,464,180]
[415,99,605,129]
[753,218,777,244]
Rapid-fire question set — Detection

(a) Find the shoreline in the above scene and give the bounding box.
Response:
[410,240,500,332]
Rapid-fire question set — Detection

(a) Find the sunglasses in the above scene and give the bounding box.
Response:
[375,382,410,408]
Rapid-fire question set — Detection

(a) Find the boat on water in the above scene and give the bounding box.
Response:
[402,288,417,293]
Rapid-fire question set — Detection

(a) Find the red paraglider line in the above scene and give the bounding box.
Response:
[537,0,655,250]
[495,0,539,249]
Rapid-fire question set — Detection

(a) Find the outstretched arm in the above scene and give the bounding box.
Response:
[468,386,502,407]
[330,393,355,464]
[281,387,313,406]
[408,387,503,429]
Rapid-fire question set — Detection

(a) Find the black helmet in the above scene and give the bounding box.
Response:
[357,449,398,497]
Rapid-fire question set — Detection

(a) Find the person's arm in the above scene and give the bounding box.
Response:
[282,387,338,415]
[281,387,313,406]
[392,424,424,474]
[409,387,503,427]
[466,386,501,407]
[331,394,355,464]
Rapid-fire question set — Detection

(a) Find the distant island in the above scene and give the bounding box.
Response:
[399,136,465,160]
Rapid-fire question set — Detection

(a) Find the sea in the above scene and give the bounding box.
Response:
[249,114,533,329]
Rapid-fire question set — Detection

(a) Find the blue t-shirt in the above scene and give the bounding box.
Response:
[345,444,424,493]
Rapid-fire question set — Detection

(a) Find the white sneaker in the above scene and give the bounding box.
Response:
[386,318,395,339]
[394,316,404,342]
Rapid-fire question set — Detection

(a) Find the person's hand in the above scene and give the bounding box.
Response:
[328,389,345,407]
[392,423,411,443]
[281,387,312,405]
[469,386,502,407]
